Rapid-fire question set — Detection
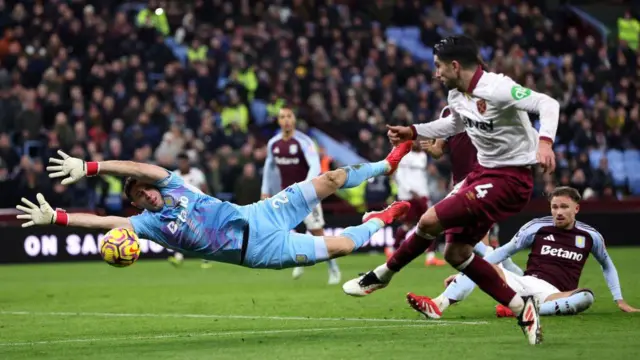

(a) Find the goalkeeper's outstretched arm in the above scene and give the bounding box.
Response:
[66,213,132,230]
[47,150,169,185]
[16,193,132,230]
[97,160,168,183]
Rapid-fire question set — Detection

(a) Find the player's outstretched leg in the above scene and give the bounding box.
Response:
[317,201,411,262]
[406,271,477,319]
[444,242,541,345]
[342,203,446,296]
[538,289,594,316]
[311,141,413,200]
[496,289,594,317]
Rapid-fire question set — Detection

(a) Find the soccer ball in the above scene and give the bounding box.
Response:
[100,228,141,267]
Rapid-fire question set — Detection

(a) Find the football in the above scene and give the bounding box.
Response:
[100,228,141,267]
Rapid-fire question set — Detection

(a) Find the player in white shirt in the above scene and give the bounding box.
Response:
[395,144,429,202]
[343,35,559,345]
[390,142,446,266]
[168,152,211,268]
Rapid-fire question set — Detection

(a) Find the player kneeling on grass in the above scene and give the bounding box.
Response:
[406,186,639,319]
[16,143,414,270]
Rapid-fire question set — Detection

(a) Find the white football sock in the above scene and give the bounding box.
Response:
[508,295,525,315]
[373,263,395,282]
[326,258,339,272]
[433,294,451,312]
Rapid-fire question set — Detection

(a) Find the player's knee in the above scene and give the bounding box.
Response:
[573,288,595,313]
[417,208,440,234]
[328,236,355,257]
[443,243,473,267]
[321,170,344,190]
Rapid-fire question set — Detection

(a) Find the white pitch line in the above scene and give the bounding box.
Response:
[0,310,488,325]
[0,324,439,347]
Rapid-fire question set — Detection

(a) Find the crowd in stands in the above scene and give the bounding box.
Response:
[0,0,639,215]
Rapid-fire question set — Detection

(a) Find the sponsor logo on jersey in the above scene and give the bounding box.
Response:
[275,157,300,165]
[543,235,555,241]
[476,99,487,114]
[540,245,583,261]
[462,117,494,132]
[575,235,586,248]
[510,85,532,100]
[465,190,476,201]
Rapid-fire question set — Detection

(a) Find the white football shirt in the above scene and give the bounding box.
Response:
[174,168,207,193]
[412,69,559,168]
[394,150,429,200]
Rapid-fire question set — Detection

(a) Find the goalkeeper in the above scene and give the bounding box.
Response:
[16,145,412,269]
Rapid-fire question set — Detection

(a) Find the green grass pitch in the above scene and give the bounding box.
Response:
[1,248,639,360]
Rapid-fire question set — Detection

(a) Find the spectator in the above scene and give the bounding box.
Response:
[2,0,640,214]
[233,162,261,205]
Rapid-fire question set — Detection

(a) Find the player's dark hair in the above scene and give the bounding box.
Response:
[548,186,582,203]
[434,35,481,69]
[124,177,138,202]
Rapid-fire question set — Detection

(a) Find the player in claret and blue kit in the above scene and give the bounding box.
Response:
[261,107,341,284]
[406,186,639,319]
[15,139,414,271]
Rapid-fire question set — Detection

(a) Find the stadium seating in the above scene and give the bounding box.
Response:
[1,0,639,212]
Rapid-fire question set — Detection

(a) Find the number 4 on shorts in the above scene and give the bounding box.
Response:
[474,183,493,198]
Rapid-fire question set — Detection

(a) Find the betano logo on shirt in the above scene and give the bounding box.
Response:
[511,85,532,100]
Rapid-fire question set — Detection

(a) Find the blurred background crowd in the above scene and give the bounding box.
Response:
[1,0,640,216]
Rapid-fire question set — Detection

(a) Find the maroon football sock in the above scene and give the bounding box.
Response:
[393,226,409,249]
[458,254,517,306]
[426,238,437,252]
[387,231,433,272]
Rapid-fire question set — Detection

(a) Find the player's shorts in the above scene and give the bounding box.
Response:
[239,180,327,269]
[303,203,325,230]
[500,265,560,304]
[436,165,534,245]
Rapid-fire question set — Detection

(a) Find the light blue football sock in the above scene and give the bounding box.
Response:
[342,220,383,249]
[473,241,490,256]
[442,274,477,302]
[539,291,594,316]
[339,161,388,189]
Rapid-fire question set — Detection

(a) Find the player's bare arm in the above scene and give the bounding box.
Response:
[590,231,639,313]
[420,139,446,159]
[16,193,132,230]
[47,150,168,185]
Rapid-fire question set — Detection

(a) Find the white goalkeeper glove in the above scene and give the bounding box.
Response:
[46,150,100,185]
[16,193,69,227]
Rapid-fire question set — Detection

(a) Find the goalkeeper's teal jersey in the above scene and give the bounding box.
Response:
[129,172,248,264]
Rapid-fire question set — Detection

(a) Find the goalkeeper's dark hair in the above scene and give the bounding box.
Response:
[124,177,138,202]
[548,186,582,203]
[434,35,482,69]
